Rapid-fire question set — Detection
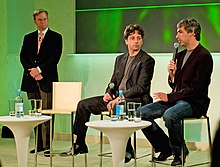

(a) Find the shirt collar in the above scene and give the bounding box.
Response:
[38,27,48,36]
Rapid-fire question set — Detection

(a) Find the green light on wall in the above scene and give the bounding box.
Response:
[207,6,220,37]
[96,11,122,52]
[76,3,220,12]
[163,28,172,43]
[137,10,148,22]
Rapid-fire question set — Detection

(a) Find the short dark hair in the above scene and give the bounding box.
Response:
[123,24,144,40]
[177,18,201,41]
[33,9,48,20]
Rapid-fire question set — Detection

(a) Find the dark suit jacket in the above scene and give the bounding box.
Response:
[167,44,213,117]
[106,49,155,105]
[20,28,62,93]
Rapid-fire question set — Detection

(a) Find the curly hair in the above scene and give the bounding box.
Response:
[123,24,144,40]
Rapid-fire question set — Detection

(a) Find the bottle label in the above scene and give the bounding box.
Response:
[116,105,124,116]
[15,103,24,112]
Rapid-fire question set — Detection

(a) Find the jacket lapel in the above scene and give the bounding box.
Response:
[118,53,128,81]
[180,44,201,71]
[38,29,51,55]
[33,31,38,55]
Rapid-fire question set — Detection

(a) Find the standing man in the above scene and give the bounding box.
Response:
[20,9,62,154]
[63,24,155,163]
[140,18,213,166]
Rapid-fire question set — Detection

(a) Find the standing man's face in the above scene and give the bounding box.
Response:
[176,26,195,47]
[34,12,48,31]
[125,30,143,52]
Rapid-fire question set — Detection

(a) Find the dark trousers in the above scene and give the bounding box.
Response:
[74,96,133,152]
[27,83,54,149]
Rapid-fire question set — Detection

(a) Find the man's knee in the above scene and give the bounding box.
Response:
[163,111,173,128]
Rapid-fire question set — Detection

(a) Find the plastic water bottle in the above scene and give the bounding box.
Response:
[116,90,126,120]
[15,89,24,118]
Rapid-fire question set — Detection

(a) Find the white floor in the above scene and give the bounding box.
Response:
[0,138,211,167]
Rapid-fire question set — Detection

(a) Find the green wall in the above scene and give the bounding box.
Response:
[0,0,75,131]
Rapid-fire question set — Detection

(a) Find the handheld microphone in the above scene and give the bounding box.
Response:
[172,42,179,61]
[108,83,117,99]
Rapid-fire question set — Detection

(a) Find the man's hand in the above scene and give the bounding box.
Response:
[103,92,113,102]
[167,60,177,82]
[35,74,43,81]
[153,92,168,102]
[106,98,118,111]
[28,68,40,78]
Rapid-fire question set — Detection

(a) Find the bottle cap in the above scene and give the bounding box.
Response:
[17,89,21,94]
[119,90,123,96]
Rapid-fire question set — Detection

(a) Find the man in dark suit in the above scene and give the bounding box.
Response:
[20,9,62,154]
[64,24,155,163]
[140,18,213,166]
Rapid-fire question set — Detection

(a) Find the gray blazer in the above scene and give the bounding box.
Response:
[106,49,155,105]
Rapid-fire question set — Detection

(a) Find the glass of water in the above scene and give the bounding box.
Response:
[35,99,42,117]
[28,99,36,116]
[8,99,15,117]
[127,102,135,121]
[134,103,142,123]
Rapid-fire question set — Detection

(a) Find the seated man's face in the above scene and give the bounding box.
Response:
[125,30,143,53]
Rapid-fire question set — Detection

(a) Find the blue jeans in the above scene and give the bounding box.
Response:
[140,100,194,156]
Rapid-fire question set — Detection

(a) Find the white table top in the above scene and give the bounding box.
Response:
[86,120,151,129]
[0,115,51,123]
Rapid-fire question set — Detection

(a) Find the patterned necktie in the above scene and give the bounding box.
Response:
[37,32,44,54]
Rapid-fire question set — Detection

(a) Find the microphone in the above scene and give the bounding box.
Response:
[172,42,179,61]
[108,83,117,99]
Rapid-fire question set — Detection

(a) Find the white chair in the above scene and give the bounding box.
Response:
[41,82,87,167]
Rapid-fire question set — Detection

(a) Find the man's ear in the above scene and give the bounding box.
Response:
[124,39,128,45]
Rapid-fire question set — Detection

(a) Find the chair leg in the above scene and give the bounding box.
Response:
[100,114,103,167]
[151,147,156,167]
[206,117,212,155]
[50,115,53,167]
[133,132,137,167]
[85,154,88,167]
[34,126,38,167]
[71,113,74,167]
[181,119,185,167]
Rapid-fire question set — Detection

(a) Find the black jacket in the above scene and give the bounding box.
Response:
[20,28,62,93]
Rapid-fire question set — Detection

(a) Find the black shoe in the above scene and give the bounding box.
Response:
[74,144,88,155]
[125,151,134,163]
[153,151,172,161]
[60,144,88,156]
[60,148,72,157]
[171,148,189,166]
[43,150,52,157]
[171,156,182,166]
[29,147,47,154]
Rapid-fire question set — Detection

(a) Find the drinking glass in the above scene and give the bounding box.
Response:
[8,99,15,117]
[28,99,36,116]
[110,103,118,121]
[35,99,42,117]
[127,102,135,121]
[134,103,142,123]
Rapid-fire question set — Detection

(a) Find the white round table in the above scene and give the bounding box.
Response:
[0,115,51,167]
[85,120,151,167]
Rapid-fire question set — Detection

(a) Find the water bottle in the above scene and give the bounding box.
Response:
[15,89,24,118]
[116,90,126,120]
